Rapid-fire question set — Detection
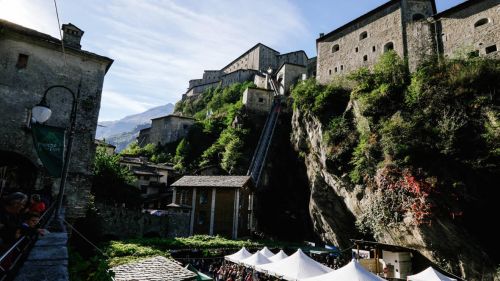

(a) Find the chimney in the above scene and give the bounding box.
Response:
[61,23,84,49]
[319,33,325,38]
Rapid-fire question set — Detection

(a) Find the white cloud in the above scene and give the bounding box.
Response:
[0,0,59,37]
[1,0,309,121]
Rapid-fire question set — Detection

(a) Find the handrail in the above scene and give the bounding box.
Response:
[0,202,56,280]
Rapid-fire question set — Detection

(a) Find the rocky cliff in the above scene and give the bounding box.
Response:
[290,107,497,280]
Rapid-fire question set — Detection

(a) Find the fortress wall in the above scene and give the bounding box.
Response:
[316,2,404,84]
[437,0,500,58]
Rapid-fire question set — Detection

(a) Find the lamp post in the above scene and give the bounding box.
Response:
[31,83,81,224]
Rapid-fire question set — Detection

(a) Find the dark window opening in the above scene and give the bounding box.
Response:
[144,176,150,181]
[16,54,29,69]
[258,97,264,103]
[200,191,208,204]
[341,65,344,71]
[412,14,425,21]
[355,47,359,53]
[198,211,206,225]
[329,69,332,75]
[363,55,368,62]
[334,67,338,73]
[384,42,394,53]
[474,18,489,28]
[485,45,497,54]
[183,124,188,129]
[372,46,376,52]
[332,44,340,53]
[359,31,368,40]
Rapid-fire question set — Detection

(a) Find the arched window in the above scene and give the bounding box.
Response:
[384,42,394,53]
[332,44,340,53]
[359,31,368,40]
[412,14,425,21]
[474,18,489,28]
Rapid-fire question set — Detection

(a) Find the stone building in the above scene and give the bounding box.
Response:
[94,139,116,155]
[0,19,113,218]
[120,156,174,209]
[242,87,274,114]
[171,176,254,239]
[148,115,195,146]
[183,43,313,99]
[316,0,499,84]
[434,0,500,59]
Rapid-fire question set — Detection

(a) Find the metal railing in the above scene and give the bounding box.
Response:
[0,202,55,281]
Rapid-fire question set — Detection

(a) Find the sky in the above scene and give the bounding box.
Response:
[0,0,463,121]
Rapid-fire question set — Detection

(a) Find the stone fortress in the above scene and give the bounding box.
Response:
[316,0,499,84]
[184,43,316,99]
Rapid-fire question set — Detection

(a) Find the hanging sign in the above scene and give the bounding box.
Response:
[32,123,65,177]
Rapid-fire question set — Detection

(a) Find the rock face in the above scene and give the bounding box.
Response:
[290,108,497,281]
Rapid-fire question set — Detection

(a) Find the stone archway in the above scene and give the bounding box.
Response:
[0,150,39,196]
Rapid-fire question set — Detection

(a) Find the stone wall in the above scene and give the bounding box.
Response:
[277,51,308,68]
[222,45,265,74]
[242,87,273,114]
[276,64,306,95]
[437,0,500,59]
[186,81,220,97]
[96,203,190,238]
[202,70,221,83]
[0,22,112,218]
[220,69,258,87]
[316,1,405,84]
[149,116,195,146]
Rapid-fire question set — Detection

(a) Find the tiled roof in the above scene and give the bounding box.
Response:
[171,176,251,188]
[111,256,196,281]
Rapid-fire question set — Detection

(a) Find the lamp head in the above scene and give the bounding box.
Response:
[32,98,52,123]
[267,67,273,75]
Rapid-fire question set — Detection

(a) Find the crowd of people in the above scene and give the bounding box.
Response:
[0,192,47,252]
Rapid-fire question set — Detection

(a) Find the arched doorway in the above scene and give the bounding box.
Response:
[0,150,39,196]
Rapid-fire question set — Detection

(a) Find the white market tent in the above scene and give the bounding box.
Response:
[300,259,386,281]
[259,247,275,258]
[407,267,457,281]
[225,247,252,263]
[240,251,272,267]
[256,249,333,281]
[269,250,288,262]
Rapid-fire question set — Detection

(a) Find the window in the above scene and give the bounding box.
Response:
[329,69,332,75]
[143,176,150,181]
[355,47,359,53]
[474,18,489,28]
[363,55,368,62]
[340,65,344,71]
[485,45,497,54]
[198,211,206,225]
[372,46,376,52]
[199,191,208,204]
[332,44,340,53]
[16,54,29,69]
[412,14,425,21]
[258,98,264,103]
[334,67,338,73]
[384,42,394,53]
[359,31,368,40]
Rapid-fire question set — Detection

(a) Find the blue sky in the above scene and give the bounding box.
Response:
[0,0,463,121]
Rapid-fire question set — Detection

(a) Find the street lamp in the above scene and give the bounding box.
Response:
[32,83,81,226]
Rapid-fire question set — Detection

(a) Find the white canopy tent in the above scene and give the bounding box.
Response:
[225,247,252,263]
[300,259,386,281]
[240,251,272,267]
[269,250,288,262]
[407,267,457,281]
[259,247,275,258]
[256,249,333,281]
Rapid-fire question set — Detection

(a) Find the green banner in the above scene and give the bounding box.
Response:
[32,123,65,177]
